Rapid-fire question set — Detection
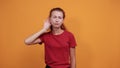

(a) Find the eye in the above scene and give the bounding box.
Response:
[53,16,57,18]
[58,16,62,19]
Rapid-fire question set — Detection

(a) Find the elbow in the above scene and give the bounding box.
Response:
[24,39,31,45]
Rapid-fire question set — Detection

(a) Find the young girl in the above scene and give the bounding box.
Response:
[24,7,77,68]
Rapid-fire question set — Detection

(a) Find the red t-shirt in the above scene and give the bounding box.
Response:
[39,30,77,68]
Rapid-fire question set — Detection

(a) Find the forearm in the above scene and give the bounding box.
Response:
[24,29,46,44]
[70,58,76,68]
[70,47,76,68]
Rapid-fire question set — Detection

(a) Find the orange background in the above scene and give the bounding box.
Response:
[0,0,120,68]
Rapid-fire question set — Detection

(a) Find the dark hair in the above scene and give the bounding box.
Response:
[49,7,66,31]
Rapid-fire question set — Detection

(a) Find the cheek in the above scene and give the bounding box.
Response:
[50,18,55,22]
[49,18,53,24]
[60,19,64,23]
[60,19,63,22]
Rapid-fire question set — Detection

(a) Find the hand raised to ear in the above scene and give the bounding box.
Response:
[43,19,51,31]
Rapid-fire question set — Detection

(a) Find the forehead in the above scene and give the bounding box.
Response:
[51,11,63,17]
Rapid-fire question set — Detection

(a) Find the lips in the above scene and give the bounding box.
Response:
[54,23,59,25]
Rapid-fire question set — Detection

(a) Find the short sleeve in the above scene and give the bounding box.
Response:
[38,33,45,44]
[68,32,77,48]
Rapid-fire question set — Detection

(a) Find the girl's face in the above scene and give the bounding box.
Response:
[49,11,64,28]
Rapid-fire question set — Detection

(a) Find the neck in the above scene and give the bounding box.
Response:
[52,27,64,35]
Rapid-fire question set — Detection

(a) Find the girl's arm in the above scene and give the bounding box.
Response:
[70,47,76,68]
[24,19,51,45]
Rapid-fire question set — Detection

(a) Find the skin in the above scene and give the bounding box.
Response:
[24,10,76,68]
[49,11,64,35]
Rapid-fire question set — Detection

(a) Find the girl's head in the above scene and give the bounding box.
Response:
[49,7,66,30]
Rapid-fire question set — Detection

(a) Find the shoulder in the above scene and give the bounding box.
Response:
[64,30,76,39]
[43,32,51,35]
[64,30,74,36]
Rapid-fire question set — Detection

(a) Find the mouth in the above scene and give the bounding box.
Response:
[54,23,59,25]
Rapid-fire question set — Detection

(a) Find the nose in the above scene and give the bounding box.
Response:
[55,19,59,22]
